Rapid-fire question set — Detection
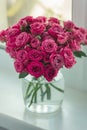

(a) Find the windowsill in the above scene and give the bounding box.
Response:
[0,81,87,130]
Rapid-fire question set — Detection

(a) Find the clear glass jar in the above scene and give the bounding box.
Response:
[22,71,64,114]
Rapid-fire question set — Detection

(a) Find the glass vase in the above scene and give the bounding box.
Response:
[22,71,64,114]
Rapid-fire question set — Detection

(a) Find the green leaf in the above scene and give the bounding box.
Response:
[50,83,64,93]
[19,72,28,79]
[81,42,86,45]
[74,51,87,58]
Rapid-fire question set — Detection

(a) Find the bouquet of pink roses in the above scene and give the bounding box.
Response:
[0,16,87,107]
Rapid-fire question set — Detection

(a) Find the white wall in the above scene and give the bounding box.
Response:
[62,0,87,90]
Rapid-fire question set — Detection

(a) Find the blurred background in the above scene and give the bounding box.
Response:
[0,0,87,91]
[0,0,72,28]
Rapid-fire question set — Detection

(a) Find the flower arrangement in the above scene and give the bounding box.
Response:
[0,16,87,108]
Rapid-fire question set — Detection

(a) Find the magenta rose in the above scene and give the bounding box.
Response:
[16,50,28,61]
[7,27,20,38]
[73,29,84,43]
[6,38,17,48]
[41,32,52,40]
[69,40,81,51]
[64,20,75,30]
[79,28,86,34]
[61,47,76,68]
[6,27,20,45]
[50,53,63,70]
[41,39,57,53]
[28,49,43,61]
[0,30,7,42]
[15,32,30,47]
[14,60,24,73]
[18,16,33,27]
[12,23,20,30]
[23,16,34,24]
[30,22,45,35]
[6,47,17,58]
[30,37,40,48]
[27,61,44,78]
[48,17,60,25]
[48,24,63,38]
[33,16,46,23]
[57,32,68,44]
[42,52,50,63]
[18,19,27,28]
[44,65,58,82]
[24,45,31,52]
[84,32,87,45]
[64,57,76,68]
[6,29,19,49]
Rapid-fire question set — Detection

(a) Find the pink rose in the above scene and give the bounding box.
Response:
[16,32,30,47]
[48,17,60,25]
[66,30,74,40]
[0,30,7,42]
[6,40,17,48]
[41,39,57,53]
[48,24,63,38]
[18,16,33,27]
[28,49,43,61]
[42,52,50,63]
[18,19,27,28]
[24,45,31,52]
[6,27,21,48]
[61,47,76,68]
[16,50,28,61]
[64,58,76,69]
[5,47,16,58]
[23,16,34,24]
[44,65,58,82]
[14,60,24,73]
[79,28,86,34]
[30,37,40,48]
[12,24,20,30]
[7,27,20,38]
[84,32,87,45]
[57,32,68,44]
[41,32,52,40]
[6,27,20,46]
[50,53,63,70]
[33,16,47,23]
[64,20,75,30]
[69,40,81,51]
[73,30,84,43]
[27,61,44,78]
[30,22,45,35]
